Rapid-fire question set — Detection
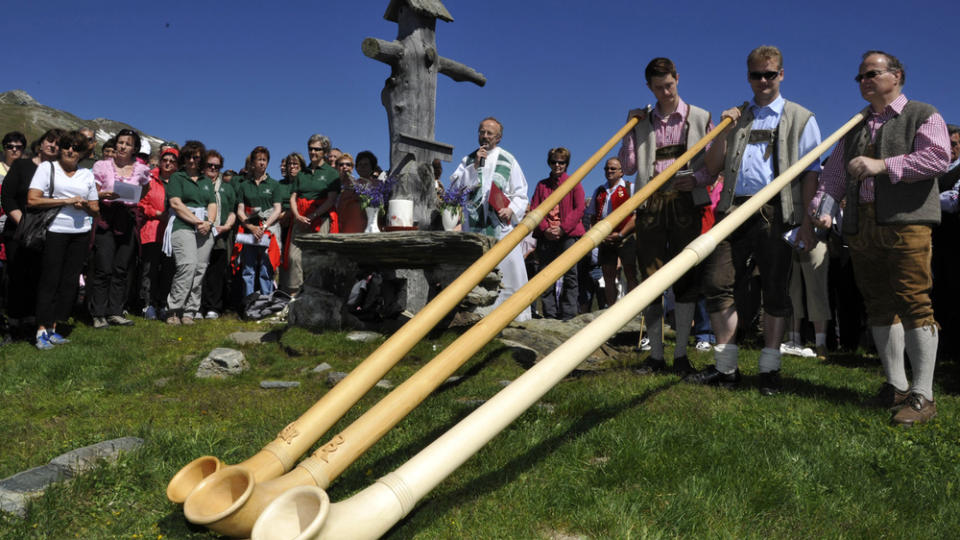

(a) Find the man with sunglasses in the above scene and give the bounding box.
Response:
[811,51,950,425]
[618,57,716,375]
[689,45,823,395]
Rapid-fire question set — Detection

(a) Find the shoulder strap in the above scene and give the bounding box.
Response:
[48,161,56,198]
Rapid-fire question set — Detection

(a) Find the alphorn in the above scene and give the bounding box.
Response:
[249,111,866,540]
[182,108,739,537]
[165,119,640,504]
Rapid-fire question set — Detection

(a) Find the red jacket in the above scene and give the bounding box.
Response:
[137,174,168,244]
[530,173,585,239]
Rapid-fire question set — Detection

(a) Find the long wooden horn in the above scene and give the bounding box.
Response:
[181,109,738,537]
[248,111,866,540]
[166,119,641,504]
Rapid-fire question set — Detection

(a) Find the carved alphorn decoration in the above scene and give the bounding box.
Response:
[248,111,866,540]
[165,119,640,505]
[181,111,735,537]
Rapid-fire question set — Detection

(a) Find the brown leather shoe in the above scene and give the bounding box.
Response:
[866,383,910,410]
[891,393,937,426]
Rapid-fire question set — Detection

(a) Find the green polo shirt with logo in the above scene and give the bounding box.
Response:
[236,175,280,220]
[166,171,216,232]
[215,180,238,226]
[293,164,340,200]
[276,178,293,211]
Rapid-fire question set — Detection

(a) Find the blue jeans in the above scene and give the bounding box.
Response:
[693,298,715,343]
[241,245,274,297]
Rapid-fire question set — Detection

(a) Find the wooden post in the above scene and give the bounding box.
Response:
[362,0,485,229]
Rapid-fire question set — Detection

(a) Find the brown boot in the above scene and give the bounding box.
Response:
[891,393,937,426]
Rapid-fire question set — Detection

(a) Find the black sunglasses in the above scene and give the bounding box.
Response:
[604,167,621,171]
[4,144,24,151]
[205,163,222,170]
[749,71,780,81]
[854,69,892,83]
[308,146,324,152]
[61,143,84,152]
[549,160,569,166]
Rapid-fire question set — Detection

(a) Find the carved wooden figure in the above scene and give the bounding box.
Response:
[362,0,485,229]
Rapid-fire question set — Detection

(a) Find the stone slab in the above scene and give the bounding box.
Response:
[260,381,301,389]
[49,437,144,476]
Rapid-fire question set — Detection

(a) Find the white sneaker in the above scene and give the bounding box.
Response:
[780,341,816,357]
[205,311,219,320]
[695,340,712,352]
[192,312,204,320]
[639,337,651,351]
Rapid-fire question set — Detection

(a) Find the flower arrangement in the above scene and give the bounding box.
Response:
[440,184,471,211]
[354,175,397,210]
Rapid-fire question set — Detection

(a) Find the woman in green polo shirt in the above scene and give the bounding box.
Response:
[164,140,217,325]
[236,146,281,297]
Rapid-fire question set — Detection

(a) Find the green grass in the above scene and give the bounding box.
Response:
[0,315,957,539]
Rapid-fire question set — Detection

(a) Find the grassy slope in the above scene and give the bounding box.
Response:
[0,316,957,539]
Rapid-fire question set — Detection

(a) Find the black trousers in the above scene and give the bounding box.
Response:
[37,231,89,328]
[2,233,41,320]
[89,226,138,317]
[201,247,230,313]
[536,236,579,320]
[139,241,174,310]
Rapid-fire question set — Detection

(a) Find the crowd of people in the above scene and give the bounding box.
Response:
[0,130,386,345]
[1,45,956,427]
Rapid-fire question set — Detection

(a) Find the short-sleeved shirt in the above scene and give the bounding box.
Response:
[28,161,99,234]
[235,175,280,216]
[166,171,216,232]
[275,178,293,211]
[215,180,238,226]
[293,164,340,200]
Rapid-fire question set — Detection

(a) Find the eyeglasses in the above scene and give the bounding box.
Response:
[749,71,780,81]
[854,69,892,83]
[5,143,24,151]
[206,163,222,170]
[186,154,201,161]
[308,146,324,152]
[604,167,621,171]
[337,162,353,168]
[549,160,568,166]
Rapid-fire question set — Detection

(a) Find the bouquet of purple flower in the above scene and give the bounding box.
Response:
[441,184,471,211]
[354,175,397,209]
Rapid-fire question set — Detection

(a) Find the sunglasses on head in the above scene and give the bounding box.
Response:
[749,71,779,81]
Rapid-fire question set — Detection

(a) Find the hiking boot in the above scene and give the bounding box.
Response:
[867,383,910,410]
[166,314,181,326]
[143,306,157,321]
[684,365,740,388]
[758,370,782,396]
[634,357,667,375]
[672,355,695,375]
[891,393,937,426]
[205,311,220,320]
[815,345,828,360]
[181,316,195,325]
[92,317,109,330]
[107,315,134,326]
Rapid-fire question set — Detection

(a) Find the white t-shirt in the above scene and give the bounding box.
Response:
[28,161,99,234]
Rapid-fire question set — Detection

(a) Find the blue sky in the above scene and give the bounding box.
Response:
[5,1,958,197]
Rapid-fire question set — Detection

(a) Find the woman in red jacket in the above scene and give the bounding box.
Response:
[137,147,178,319]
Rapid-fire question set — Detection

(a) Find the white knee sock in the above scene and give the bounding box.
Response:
[904,325,938,401]
[674,302,695,359]
[872,324,908,392]
[714,343,739,374]
[758,347,782,373]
